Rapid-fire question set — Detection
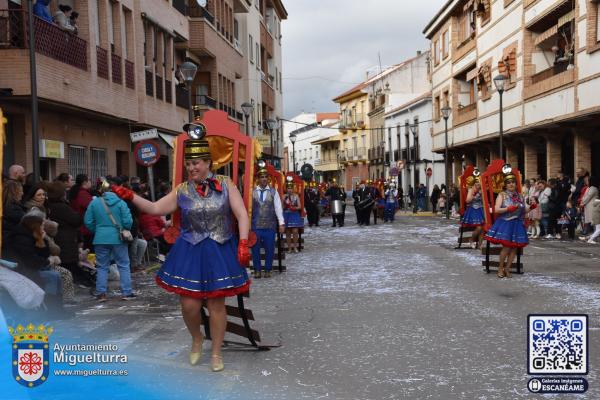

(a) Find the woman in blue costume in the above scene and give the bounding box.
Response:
[484,165,536,278]
[461,169,485,249]
[112,131,251,372]
[283,178,304,253]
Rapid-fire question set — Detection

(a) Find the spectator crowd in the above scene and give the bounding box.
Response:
[1,164,172,318]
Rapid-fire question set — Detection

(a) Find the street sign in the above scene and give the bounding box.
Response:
[130,128,158,143]
[397,160,405,170]
[255,134,271,146]
[134,140,161,166]
[426,167,433,177]
[390,166,399,176]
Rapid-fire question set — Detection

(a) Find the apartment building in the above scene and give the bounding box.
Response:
[282,112,338,179]
[332,83,370,189]
[232,0,286,158]
[424,0,600,182]
[0,0,287,181]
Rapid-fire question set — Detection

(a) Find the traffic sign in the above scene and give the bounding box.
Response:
[426,167,433,177]
[134,140,161,166]
[130,128,158,143]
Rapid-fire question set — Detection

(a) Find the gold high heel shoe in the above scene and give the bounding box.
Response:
[189,336,204,365]
[211,355,224,372]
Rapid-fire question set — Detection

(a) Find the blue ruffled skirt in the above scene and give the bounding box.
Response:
[155,237,250,298]
[485,218,529,248]
[461,206,485,227]
[284,210,304,228]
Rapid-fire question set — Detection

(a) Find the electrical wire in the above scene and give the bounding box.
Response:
[278,117,434,132]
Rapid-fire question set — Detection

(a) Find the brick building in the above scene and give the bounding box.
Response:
[423,0,600,182]
[0,0,286,182]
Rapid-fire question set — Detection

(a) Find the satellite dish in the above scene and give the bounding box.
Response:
[196,0,207,7]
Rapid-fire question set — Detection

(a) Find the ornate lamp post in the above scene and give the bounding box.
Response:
[180,61,198,123]
[441,105,452,219]
[493,74,507,159]
[266,118,278,163]
[289,132,297,174]
[241,102,254,136]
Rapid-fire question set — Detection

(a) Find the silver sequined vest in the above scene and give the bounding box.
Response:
[499,190,524,221]
[177,176,233,244]
[252,188,277,230]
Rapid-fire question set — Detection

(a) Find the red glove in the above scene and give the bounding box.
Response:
[237,239,250,267]
[111,185,134,201]
[529,203,538,210]
[506,205,518,213]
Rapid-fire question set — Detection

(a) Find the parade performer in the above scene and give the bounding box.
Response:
[325,178,347,227]
[369,180,382,225]
[111,132,251,372]
[251,163,285,278]
[461,169,485,249]
[383,182,398,222]
[304,181,320,227]
[356,181,373,226]
[352,182,361,223]
[484,165,536,278]
[283,177,304,252]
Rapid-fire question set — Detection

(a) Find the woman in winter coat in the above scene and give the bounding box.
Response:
[69,174,94,248]
[2,180,26,249]
[581,176,599,234]
[47,182,85,284]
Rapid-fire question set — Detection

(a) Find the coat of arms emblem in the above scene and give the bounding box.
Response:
[9,323,52,388]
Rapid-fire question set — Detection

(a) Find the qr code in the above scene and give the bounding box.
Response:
[528,315,588,375]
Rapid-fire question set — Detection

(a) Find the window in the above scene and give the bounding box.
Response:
[498,44,517,86]
[459,5,476,44]
[249,34,254,63]
[477,0,491,25]
[434,95,441,121]
[443,90,449,108]
[256,43,260,70]
[434,40,440,65]
[442,30,449,59]
[90,148,108,183]
[586,0,600,52]
[68,145,87,178]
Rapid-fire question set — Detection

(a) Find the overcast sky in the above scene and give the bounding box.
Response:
[281,0,445,118]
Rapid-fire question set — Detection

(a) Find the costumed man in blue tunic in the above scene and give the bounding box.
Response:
[484,164,536,278]
[251,162,285,278]
[383,181,398,222]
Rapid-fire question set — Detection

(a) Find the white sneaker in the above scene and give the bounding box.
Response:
[545,234,553,239]
[470,242,477,249]
[587,239,596,244]
[555,234,562,239]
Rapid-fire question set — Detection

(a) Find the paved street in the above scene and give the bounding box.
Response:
[49,210,600,400]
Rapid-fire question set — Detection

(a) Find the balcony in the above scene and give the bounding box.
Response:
[195,94,217,109]
[111,53,122,84]
[175,85,188,108]
[368,147,385,161]
[261,79,275,109]
[454,102,477,126]
[188,5,215,24]
[0,9,87,70]
[125,60,135,89]
[96,46,108,79]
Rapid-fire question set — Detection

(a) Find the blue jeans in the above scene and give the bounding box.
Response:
[39,269,62,295]
[251,228,276,272]
[540,217,549,236]
[95,244,132,295]
[384,203,396,221]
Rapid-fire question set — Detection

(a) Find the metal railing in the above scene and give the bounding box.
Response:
[97,46,108,79]
[125,60,135,89]
[155,75,163,100]
[188,5,215,24]
[164,79,172,103]
[111,52,122,84]
[195,94,217,108]
[175,85,188,108]
[0,9,88,70]
[145,70,153,97]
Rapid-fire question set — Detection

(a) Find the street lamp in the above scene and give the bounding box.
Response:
[493,74,507,160]
[266,118,278,163]
[409,123,419,213]
[289,132,297,174]
[380,140,386,179]
[180,61,198,123]
[26,0,40,181]
[441,105,452,219]
[241,102,254,136]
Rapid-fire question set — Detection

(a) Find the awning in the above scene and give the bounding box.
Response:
[159,132,178,148]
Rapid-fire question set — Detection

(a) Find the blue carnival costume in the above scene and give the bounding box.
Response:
[251,182,284,274]
[383,187,398,222]
[485,190,529,248]
[155,175,250,298]
[283,193,304,228]
[461,191,485,227]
